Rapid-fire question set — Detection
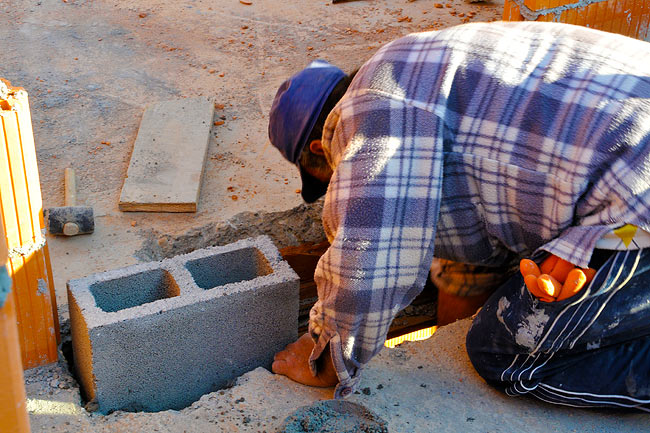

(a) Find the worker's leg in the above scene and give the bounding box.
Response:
[430,258,509,325]
[466,249,650,411]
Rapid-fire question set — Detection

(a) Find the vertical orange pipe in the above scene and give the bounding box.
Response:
[0,292,31,433]
[0,210,30,432]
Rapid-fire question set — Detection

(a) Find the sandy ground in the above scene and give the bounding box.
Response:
[5,0,648,432]
[24,320,649,432]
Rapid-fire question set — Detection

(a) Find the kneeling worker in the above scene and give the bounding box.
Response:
[268,21,650,410]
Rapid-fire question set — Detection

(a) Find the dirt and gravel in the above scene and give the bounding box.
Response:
[23,319,649,432]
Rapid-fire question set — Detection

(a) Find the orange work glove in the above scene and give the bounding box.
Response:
[520,255,596,302]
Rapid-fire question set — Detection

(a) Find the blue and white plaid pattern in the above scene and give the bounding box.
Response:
[307,21,650,398]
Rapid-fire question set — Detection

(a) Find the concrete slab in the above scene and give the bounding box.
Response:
[26,319,649,432]
[119,97,214,212]
[68,236,299,414]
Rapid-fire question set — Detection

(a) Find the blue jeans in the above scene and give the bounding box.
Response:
[466,249,650,411]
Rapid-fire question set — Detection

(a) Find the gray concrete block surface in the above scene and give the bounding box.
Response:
[67,236,299,414]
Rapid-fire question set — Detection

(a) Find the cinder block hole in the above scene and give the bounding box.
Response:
[89,269,180,312]
[186,247,272,290]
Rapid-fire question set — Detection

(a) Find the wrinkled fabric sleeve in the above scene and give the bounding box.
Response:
[538,147,650,268]
[308,91,445,398]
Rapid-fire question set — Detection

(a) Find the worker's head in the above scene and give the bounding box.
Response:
[268,60,354,203]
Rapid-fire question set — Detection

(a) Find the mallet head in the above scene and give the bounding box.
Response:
[44,206,94,236]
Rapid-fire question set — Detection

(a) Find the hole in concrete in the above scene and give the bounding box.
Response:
[185,247,272,290]
[90,269,180,312]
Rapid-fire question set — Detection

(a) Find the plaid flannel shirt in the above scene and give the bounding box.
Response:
[307,21,650,398]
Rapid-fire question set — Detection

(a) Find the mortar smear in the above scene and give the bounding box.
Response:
[277,400,388,433]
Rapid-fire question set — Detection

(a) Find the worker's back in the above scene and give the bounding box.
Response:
[323,21,650,268]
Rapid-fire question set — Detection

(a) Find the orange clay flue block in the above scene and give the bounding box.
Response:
[502,0,650,42]
[0,295,31,433]
[1,79,59,369]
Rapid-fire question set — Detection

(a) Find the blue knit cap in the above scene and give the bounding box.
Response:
[268,60,345,203]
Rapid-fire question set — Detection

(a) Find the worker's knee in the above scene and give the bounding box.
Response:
[465,311,506,387]
[463,272,525,387]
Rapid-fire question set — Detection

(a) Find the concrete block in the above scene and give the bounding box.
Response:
[68,236,299,414]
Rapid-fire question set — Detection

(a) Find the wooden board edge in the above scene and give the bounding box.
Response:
[118,201,197,213]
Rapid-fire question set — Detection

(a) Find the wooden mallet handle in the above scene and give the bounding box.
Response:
[63,168,79,235]
[64,167,77,207]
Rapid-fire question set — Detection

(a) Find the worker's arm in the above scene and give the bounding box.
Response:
[520,255,596,302]
[272,254,595,388]
[273,93,445,397]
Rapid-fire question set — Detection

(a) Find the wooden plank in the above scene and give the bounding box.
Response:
[119,98,214,212]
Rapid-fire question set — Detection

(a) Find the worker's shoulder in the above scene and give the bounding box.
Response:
[380,20,650,54]
[380,21,556,46]
[363,22,554,67]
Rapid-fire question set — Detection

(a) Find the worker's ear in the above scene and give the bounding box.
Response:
[309,139,324,156]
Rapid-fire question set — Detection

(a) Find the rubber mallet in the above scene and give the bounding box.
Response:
[45,168,94,236]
